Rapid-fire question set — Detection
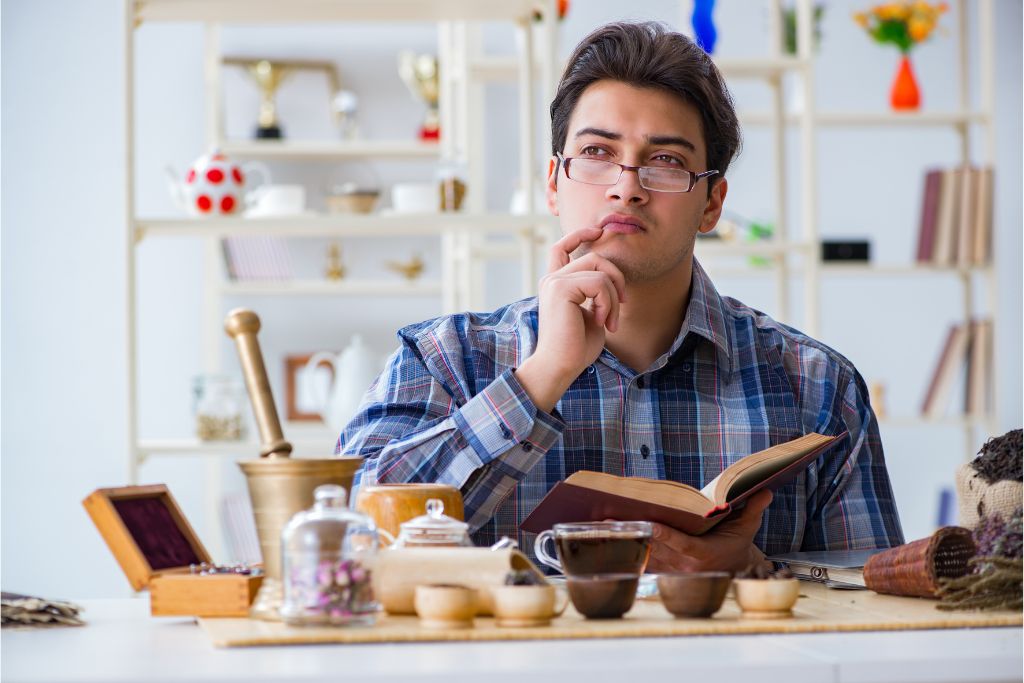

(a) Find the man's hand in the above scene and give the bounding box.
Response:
[646,490,774,573]
[515,226,626,412]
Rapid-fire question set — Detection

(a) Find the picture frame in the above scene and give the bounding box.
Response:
[284,353,334,422]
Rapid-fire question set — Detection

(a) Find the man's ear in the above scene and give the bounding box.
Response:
[545,156,559,216]
[698,177,728,234]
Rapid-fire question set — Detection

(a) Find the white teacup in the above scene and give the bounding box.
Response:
[391,182,438,213]
[247,184,306,216]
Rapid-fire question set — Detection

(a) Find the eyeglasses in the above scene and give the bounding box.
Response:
[557,153,718,193]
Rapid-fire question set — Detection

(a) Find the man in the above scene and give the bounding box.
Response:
[340,22,904,572]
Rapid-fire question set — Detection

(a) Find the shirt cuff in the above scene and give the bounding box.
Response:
[451,367,564,466]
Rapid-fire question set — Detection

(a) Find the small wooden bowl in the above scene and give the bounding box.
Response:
[656,572,732,618]
[490,584,567,627]
[733,578,800,619]
[413,584,476,629]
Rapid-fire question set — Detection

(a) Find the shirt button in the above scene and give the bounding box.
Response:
[682,363,692,372]
[636,376,645,389]
[522,442,533,452]
[640,444,650,459]
[586,365,596,374]
[500,425,512,439]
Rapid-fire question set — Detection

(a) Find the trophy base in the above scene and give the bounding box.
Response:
[255,125,283,140]
[248,577,284,621]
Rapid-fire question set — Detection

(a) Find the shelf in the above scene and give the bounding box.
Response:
[472,56,808,84]
[221,279,442,296]
[695,240,815,257]
[134,213,558,240]
[135,0,539,24]
[878,415,994,429]
[219,139,441,161]
[740,110,991,127]
[819,263,994,276]
[713,57,808,79]
[136,437,340,459]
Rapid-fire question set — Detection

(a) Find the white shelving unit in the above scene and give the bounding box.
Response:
[696,0,999,450]
[124,0,999,556]
[125,0,562,558]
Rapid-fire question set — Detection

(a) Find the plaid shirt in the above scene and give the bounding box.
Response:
[341,258,904,558]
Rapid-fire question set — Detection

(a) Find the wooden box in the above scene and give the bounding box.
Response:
[83,484,261,617]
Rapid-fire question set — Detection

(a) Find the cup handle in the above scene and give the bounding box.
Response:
[552,586,569,616]
[378,528,396,547]
[241,161,272,208]
[303,351,338,413]
[532,530,562,573]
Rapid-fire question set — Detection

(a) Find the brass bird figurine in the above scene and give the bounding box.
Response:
[385,254,424,281]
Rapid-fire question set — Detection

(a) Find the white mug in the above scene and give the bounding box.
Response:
[391,182,438,213]
[247,184,306,216]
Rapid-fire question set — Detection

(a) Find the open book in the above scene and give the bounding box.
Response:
[520,431,844,536]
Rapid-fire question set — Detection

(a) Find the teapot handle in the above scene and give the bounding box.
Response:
[378,528,396,548]
[242,161,272,209]
[304,351,338,413]
[164,166,187,212]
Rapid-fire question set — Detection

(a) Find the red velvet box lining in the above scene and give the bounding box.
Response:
[112,496,203,570]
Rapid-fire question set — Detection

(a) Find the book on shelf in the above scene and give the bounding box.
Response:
[519,432,843,536]
[965,318,993,416]
[916,165,994,267]
[221,236,293,282]
[921,318,993,419]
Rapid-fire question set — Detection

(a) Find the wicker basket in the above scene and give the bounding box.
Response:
[863,527,976,598]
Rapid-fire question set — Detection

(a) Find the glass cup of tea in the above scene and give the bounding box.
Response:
[533,521,653,576]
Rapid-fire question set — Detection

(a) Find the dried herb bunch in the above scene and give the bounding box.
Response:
[937,506,1023,612]
[970,428,1023,485]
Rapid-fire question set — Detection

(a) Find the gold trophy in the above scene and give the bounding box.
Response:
[397,51,440,141]
[225,58,343,140]
[225,309,361,620]
[227,59,293,139]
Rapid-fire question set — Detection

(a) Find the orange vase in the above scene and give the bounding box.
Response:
[890,54,921,111]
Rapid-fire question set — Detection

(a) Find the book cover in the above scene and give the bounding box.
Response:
[972,166,994,266]
[956,166,977,270]
[965,318,993,416]
[931,168,961,266]
[916,169,943,263]
[922,323,970,419]
[519,432,844,536]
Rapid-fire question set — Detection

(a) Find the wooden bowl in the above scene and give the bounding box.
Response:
[733,578,800,619]
[414,584,476,629]
[354,483,463,541]
[565,573,639,619]
[656,572,732,618]
[490,584,566,627]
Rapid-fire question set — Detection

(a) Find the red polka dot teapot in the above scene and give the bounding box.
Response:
[165,149,270,216]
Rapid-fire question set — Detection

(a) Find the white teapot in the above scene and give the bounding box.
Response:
[305,335,384,434]
[165,149,270,216]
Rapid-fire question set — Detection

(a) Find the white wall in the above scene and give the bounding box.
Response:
[3,0,1021,598]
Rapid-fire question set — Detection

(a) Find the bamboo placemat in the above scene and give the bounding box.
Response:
[198,581,1022,648]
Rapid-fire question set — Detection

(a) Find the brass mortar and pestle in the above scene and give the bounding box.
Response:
[225,308,362,620]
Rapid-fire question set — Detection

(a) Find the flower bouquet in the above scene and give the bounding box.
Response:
[853,2,948,110]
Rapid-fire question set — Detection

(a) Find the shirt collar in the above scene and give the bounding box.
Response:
[664,257,734,375]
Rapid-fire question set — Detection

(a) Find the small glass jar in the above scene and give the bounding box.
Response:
[280,485,381,626]
[193,374,245,441]
[390,498,474,548]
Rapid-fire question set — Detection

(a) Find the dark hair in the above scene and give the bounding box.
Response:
[550,22,741,189]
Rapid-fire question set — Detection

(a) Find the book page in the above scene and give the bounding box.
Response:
[710,433,836,503]
[566,471,712,515]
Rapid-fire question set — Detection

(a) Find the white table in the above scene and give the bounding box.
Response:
[2,599,1021,683]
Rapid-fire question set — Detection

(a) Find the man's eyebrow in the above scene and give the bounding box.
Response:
[572,128,697,155]
[646,135,696,153]
[573,127,621,140]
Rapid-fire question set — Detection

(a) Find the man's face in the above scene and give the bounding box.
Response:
[546,80,727,284]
